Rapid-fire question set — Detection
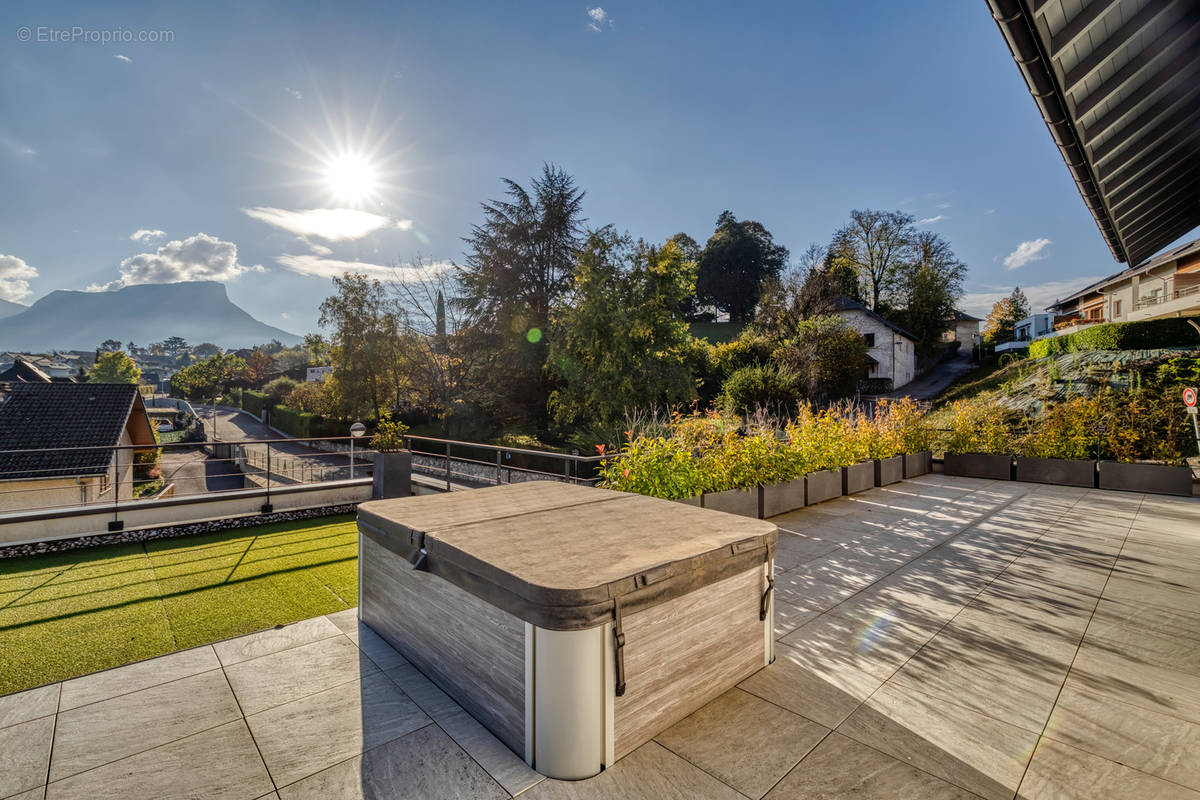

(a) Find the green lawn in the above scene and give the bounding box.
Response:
[0,514,357,696]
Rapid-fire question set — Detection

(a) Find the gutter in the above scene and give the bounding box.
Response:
[987,0,1127,264]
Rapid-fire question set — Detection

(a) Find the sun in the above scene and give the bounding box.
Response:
[324,153,379,204]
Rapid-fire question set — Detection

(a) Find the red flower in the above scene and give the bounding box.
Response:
[595,443,606,456]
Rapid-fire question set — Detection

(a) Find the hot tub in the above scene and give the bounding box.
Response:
[357,481,776,780]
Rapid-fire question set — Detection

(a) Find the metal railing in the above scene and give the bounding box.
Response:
[403,434,608,491]
[1134,284,1200,311]
[0,432,610,520]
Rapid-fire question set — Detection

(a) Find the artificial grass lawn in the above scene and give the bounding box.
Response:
[0,514,358,695]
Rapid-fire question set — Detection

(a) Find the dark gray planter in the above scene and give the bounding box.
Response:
[1015,457,1095,488]
[673,495,703,507]
[903,451,932,478]
[372,451,412,499]
[842,461,874,495]
[1098,461,1194,497]
[703,487,760,518]
[943,453,1012,480]
[761,478,806,518]
[805,468,843,506]
[874,455,904,486]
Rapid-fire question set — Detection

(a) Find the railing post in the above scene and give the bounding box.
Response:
[262,443,273,513]
[108,452,123,532]
[496,449,503,485]
[445,440,452,491]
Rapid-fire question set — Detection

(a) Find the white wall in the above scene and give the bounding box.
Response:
[836,309,917,389]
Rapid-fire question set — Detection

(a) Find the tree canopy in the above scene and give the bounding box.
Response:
[88,351,140,384]
[982,287,1032,345]
[695,211,789,323]
[548,229,698,429]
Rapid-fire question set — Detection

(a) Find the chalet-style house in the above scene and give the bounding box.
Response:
[0,383,156,512]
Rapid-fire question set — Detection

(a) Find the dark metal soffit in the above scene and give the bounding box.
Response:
[987,0,1200,266]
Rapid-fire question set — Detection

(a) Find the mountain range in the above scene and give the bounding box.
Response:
[0,299,26,320]
[0,282,301,351]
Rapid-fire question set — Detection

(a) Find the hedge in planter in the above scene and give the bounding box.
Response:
[1028,316,1200,358]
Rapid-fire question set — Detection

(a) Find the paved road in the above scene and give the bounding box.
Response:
[879,351,976,401]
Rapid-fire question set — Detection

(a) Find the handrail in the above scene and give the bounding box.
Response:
[404,434,607,463]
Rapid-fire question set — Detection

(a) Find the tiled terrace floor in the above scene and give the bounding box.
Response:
[2,474,1198,799]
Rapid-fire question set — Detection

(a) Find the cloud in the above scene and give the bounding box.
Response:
[275,254,453,282]
[936,203,951,210]
[243,207,412,242]
[114,54,132,63]
[0,253,38,303]
[587,6,613,31]
[960,275,1106,318]
[283,87,303,100]
[917,215,946,225]
[129,228,165,243]
[1003,237,1052,270]
[91,233,263,291]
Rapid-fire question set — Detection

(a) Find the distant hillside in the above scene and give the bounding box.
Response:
[0,299,26,320]
[0,282,300,351]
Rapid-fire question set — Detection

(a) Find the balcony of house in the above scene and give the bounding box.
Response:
[1127,283,1200,322]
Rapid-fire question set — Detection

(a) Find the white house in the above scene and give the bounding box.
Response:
[306,366,334,383]
[995,313,1057,352]
[831,296,918,391]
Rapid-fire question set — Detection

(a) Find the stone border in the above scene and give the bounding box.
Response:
[0,504,359,560]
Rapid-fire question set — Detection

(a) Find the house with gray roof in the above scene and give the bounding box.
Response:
[0,383,156,512]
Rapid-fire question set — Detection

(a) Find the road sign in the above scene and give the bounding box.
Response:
[1184,387,1198,408]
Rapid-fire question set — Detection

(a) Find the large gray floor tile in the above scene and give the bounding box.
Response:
[0,715,54,799]
[1092,596,1200,642]
[1044,684,1200,791]
[45,720,272,800]
[1017,737,1200,799]
[779,604,944,680]
[0,684,58,729]
[276,724,507,800]
[655,688,827,799]
[739,640,881,728]
[59,646,219,711]
[225,634,377,715]
[385,663,543,796]
[520,741,744,800]
[773,598,820,640]
[49,669,240,782]
[888,616,1078,732]
[352,625,409,671]
[1067,642,1200,724]
[246,670,430,787]
[838,681,1040,800]
[772,531,843,572]
[1084,618,1200,674]
[214,616,342,666]
[764,732,980,799]
[324,607,359,634]
[5,787,45,800]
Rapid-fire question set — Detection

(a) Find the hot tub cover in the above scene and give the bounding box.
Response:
[358,481,777,631]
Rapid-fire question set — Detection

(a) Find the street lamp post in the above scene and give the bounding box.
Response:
[349,422,366,479]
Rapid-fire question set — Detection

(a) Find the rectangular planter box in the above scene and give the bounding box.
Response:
[842,461,874,495]
[702,487,761,518]
[673,495,702,507]
[1014,457,1095,488]
[358,482,776,779]
[903,451,932,478]
[761,478,806,518]
[1098,461,1194,497]
[874,455,904,486]
[805,468,843,506]
[943,453,1012,480]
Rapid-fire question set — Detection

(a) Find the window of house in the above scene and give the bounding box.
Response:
[864,333,875,347]
[1112,299,1121,317]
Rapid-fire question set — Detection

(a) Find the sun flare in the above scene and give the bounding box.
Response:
[324,153,379,204]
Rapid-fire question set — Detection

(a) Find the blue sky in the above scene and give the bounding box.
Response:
[2,1,1192,335]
